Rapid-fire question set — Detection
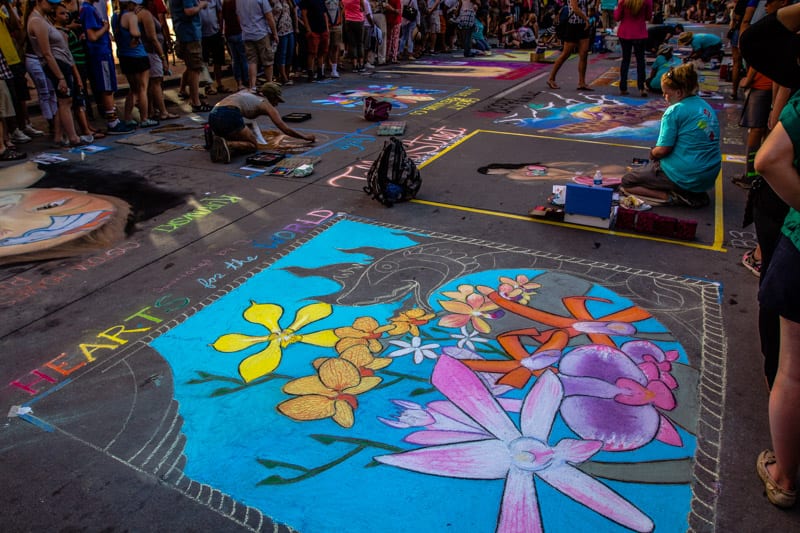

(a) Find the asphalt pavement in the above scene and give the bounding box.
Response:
[1,23,798,533]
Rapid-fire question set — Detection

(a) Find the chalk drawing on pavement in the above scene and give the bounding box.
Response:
[133,216,725,533]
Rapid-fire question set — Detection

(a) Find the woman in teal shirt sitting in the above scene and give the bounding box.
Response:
[621,62,721,207]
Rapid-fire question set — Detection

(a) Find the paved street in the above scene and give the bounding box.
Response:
[1,25,798,532]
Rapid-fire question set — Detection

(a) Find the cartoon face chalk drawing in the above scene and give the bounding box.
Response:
[0,188,115,257]
[149,218,722,533]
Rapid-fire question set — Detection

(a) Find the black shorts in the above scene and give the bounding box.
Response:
[739,88,771,129]
[202,32,226,66]
[563,22,590,43]
[119,55,150,75]
[44,59,77,100]
[9,62,29,102]
[759,235,800,323]
[208,105,245,137]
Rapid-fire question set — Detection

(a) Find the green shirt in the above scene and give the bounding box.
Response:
[779,91,800,251]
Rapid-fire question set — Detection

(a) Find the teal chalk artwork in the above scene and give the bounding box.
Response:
[150,217,721,533]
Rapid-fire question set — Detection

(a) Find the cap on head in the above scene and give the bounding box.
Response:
[260,82,285,104]
[657,44,673,56]
[46,0,61,4]
[677,32,693,45]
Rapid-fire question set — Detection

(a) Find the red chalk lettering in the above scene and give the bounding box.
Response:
[44,353,87,376]
[96,324,151,345]
[125,306,163,324]
[10,370,58,394]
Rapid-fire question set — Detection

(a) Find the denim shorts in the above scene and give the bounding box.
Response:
[759,235,800,324]
[208,105,245,137]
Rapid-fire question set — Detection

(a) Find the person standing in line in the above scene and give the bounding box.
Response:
[0,48,25,159]
[324,0,343,75]
[112,0,158,127]
[397,0,418,60]
[368,0,387,63]
[342,0,369,71]
[141,0,176,120]
[237,0,278,93]
[200,0,228,94]
[28,0,85,145]
[456,0,477,57]
[301,0,329,81]
[614,0,651,97]
[170,0,212,111]
[384,0,400,63]
[221,0,249,91]
[547,0,592,90]
[745,4,800,510]
[272,0,296,84]
[79,0,135,132]
[0,3,41,144]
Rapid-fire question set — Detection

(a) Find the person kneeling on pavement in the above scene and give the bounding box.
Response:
[208,82,316,163]
[620,63,720,208]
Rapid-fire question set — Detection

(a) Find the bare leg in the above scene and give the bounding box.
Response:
[57,97,80,144]
[187,69,201,107]
[548,42,576,85]
[768,317,800,491]
[577,37,590,87]
[226,126,259,154]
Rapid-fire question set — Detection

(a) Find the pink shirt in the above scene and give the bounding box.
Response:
[613,0,652,40]
[343,0,365,21]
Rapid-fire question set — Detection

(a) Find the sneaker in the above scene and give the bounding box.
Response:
[210,136,230,164]
[10,128,32,144]
[742,249,761,278]
[139,118,160,128]
[330,69,340,78]
[364,62,375,69]
[106,121,135,135]
[23,123,45,137]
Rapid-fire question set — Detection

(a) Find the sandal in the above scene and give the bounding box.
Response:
[547,79,560,90]
[577,86,594,91]
[191,103,213,113]
[0,148,26,161]
[160,112,180,120]
[756,450,796,508]
[91,131,106,139]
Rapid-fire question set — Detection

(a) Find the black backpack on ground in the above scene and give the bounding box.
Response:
[364,137,422,206]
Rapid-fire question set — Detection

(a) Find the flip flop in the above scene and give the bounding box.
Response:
[547,80,560,90]
[577,86,594,91]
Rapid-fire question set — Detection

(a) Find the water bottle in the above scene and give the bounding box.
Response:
[593,169,603,187]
